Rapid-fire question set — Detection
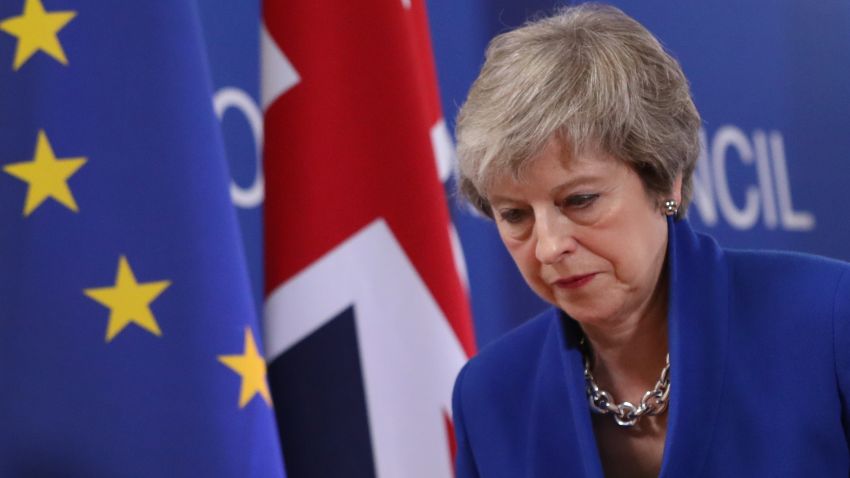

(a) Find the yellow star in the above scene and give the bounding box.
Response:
[0,0,76,70]
[84,256,172,342]
[3,130,86,217]
[219,328,273,408]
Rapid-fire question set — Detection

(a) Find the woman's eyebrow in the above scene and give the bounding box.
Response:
[548,174,605,195]
[488,194,522,207]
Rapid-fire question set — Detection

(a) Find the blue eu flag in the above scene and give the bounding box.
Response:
[0,1,285,476]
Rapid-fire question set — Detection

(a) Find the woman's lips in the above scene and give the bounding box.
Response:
[553,273,597,289]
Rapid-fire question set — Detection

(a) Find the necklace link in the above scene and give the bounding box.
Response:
[581,338,671,428]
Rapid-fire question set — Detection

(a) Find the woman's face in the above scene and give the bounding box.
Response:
[487,140,675,327]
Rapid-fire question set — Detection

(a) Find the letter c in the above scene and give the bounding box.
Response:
[712,125,759,230]
[213,87,264,209]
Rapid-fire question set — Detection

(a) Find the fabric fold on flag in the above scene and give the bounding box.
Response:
[262,0,475,476]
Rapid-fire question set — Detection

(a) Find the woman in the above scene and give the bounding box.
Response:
[451,4,850,477]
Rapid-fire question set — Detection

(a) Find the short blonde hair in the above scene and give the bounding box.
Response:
[455,3,701,218]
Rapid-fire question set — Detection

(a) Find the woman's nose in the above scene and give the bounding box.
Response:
[534,211,577,264]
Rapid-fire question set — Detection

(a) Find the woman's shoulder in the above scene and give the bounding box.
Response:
[726,246,850,269]
[724,247,850,288]
[456,307,564,394]
[722,247,850,323]
[682,221,850,287]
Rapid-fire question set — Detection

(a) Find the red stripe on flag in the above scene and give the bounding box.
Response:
[444,410,457,478]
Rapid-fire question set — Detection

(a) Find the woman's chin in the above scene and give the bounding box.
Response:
[555,301,615,326]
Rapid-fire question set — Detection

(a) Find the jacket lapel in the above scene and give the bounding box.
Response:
[556,317,607,478]
[660,218,730,476]
[526,312,605,478]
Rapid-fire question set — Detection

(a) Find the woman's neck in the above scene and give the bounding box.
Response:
[580,276,669,404]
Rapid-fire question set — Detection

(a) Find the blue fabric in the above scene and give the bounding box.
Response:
[453,218,850,477]
[0,1,284,476]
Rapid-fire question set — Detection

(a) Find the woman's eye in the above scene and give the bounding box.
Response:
[563,193,599,209]
[498,208,527,224]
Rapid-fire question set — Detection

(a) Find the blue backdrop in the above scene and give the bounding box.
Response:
[197,0,850,348]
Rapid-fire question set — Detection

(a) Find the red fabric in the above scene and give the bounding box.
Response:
[444,410,458,477]
[263,0,476,357]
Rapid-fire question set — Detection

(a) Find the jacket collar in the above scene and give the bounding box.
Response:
[535,218,730,476]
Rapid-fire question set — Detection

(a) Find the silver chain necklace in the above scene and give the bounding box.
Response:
[580,338,671,427]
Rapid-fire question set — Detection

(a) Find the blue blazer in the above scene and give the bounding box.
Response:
[453,218,850,477]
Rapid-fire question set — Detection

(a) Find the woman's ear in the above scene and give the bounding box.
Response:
[672,174,683,204]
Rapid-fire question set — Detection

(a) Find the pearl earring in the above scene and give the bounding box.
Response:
[663,199,679,216]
